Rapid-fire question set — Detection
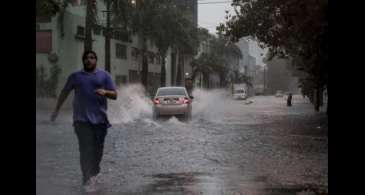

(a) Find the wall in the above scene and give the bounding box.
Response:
[37,0,194,96]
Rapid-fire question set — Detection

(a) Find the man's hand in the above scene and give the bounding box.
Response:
[95,89,107,96]
[95,88,117,100]
[50,111,59,122]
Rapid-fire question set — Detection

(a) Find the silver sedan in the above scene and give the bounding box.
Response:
[152,87,193,121]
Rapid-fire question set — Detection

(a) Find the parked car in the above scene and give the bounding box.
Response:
[152,87,193,121]
[275,90,284,97]
[233,89,248,100]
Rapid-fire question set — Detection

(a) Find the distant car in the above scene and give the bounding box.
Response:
[275,90,284,97]
[233,89,247,100]
[152,87,193,121]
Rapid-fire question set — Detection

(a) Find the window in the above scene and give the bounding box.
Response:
[148,52,155,64]
[76,26,85,36]
[112,31,130,42]
[36,16,51,23]
[157,88,187,96]
[116,44,127,59]
[131,47,139,61]
[156,54,161,65]
[75,25,85,40]
[93,25,102,35]
[129,70,140,83]
[36,31,52,53]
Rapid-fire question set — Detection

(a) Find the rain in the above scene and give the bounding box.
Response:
[37,0,328,194]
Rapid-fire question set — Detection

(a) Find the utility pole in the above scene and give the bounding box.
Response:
[104,0,111,73]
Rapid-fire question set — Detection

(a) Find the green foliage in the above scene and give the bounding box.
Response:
[36,0,61,17]
[191,34,242,88]
[234,71,252,87]
[220,0,328,111]
[36,64,62,98]
[210,37,242,84]
[110,0,199,89]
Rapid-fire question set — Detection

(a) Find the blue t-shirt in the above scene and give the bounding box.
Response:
[62,68,117,128]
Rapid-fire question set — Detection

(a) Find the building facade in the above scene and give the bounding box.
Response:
[235,38,257,76]
[36,0,197,97]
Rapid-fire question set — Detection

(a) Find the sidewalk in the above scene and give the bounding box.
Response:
[36,98,73,123]
[36,97,72,111]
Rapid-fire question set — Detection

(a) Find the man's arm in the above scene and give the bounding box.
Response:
[50,89,71,122]
[95,89,117,100]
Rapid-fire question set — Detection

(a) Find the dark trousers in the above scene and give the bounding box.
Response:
[74,122,107,184]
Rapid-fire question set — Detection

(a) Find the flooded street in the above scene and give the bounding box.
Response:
[36,87,328,195]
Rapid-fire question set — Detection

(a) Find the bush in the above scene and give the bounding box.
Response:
[36,64,61,98]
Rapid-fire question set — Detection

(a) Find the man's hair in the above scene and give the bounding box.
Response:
[82,50,98,61]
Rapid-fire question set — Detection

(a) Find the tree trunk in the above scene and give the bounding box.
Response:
[200,72,202,88]
[160,53,166,87]
[139,34,148,91]
[207,74,210,88]
[191,69,197,82]
[219,72,225,87]
[176,52,183,86]
[105,0,111,73]
[84,0,93,51]
[314,86,320,112]
[141,53,148,89]
[326,94,328,115]
[203,73,210,89]
[170,52,176,86]
[326,86,328,115]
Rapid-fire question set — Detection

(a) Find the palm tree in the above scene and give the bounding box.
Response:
[174,16,199,86]
[191,34,242,88]
[190,53,214,84]
[149,1,176,87]
[111,0,199,90]
[127,0,161,89]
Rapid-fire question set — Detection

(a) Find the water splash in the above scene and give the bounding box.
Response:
[108,86,236,125]
[191,88,232,124]
[108,84,153,124]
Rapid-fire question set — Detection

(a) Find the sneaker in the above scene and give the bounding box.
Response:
[94,173,103,184]
[83,176,99,193]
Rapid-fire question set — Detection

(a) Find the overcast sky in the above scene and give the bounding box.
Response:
[198,1,267,66]
[198,1,234,35]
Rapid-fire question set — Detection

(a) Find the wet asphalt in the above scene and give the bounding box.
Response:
[36,92,327,195]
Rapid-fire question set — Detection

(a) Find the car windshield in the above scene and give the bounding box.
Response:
[157,88,186,96]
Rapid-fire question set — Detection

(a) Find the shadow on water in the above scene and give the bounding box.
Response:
[139,172,327,195]
[264,184,328,195]
[142,172,211,194]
